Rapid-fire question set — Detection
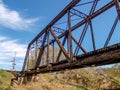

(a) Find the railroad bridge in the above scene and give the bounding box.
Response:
[12,0,120,84]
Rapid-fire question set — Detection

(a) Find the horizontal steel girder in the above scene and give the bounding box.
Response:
[22,43,120,76]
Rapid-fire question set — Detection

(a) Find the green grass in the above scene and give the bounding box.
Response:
[42,73,52,80]
[0,70,11,79]
[0,86,12,90]
[76,87,86,90]
[0,70,12,90]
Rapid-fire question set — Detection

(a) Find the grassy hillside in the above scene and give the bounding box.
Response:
[0,69,13,90]
[0,65,120,90]
[12,65,120,90]
[55,67,120,89]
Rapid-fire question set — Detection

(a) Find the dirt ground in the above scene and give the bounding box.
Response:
[11,74,79,90]
[11,66,120,90]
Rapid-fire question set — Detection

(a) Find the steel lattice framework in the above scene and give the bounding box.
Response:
[21,0,120,75]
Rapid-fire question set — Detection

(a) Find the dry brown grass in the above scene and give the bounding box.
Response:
[12,74,78,90]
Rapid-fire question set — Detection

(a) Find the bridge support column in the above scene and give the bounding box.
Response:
[11,78,18,87]
[11,76,23,86]
[17,77,24,85]
[32,74,39,82]
[22,76,28,84]
[23,74,39,83]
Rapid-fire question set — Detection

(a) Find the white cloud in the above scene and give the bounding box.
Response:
[0,1,39,31]
[0,36,8,41]
[0,36,27,70]
[0,36,27,59]
[0,61,11,65]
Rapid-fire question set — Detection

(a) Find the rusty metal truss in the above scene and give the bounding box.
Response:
[21,0,120,75]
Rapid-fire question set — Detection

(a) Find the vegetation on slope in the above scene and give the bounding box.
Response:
[0,69,12,90]
[54,65,120,90]
[0,65,120,90]
[12,64,120,90]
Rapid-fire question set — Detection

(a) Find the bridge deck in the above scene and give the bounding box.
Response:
[23,43,120,76]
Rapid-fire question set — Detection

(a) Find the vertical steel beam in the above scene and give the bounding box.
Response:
[27,51,30,70]
[68,10,73,61]
[35,40,38,61]
[22,47,30,71]
[74,0,99,55]
[22,0,120,72]
[56,35,67,62]
[71,35,87,54]
[89,20,96,50]
[29,0,80,46]
[74,23,89,55]
[52,42,54,63]
[47,30,50,65]
[50,29,70,62]
[71,0,112,32]
[29,0,116,51]
[35,33,47,68]
[87,0,99,50]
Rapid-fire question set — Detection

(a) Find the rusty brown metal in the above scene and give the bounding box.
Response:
[67,10,73,61]
[23,43,120,76]
[71,35,87,54]
[74,23,89,55]
[70,8,87,18]
[47,30,50,65]
[50,29,71,62]
[43,0,119,49]
[52,42,54,63]
[56,35,67,62]
[114,0,120,18]
[71,0,118,31]
[29,0,80,47]
[22,47,30,71]
[89,20,96,50]
[35,32,47,68]
[104,16,119,47]
[35,41,38,61]
[74,0,98,55]
[22,0,120,74]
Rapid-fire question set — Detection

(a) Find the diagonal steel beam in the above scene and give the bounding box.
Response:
[114,0,120,18]
[35,32,47,68]
[71,35,87,54]
[71,0,118,31]
[104,16,119,47]
[46,0,118,50]
[29,0,80,46]
[50,29,71,62]
[22,0,120,71]
[56,35,67,62]
[22,47,30,71]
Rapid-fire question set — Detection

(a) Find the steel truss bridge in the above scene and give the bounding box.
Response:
[19,0,120,77]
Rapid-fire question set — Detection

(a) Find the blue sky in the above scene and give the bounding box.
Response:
[0,0,71,71]
[0,0,119,71]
